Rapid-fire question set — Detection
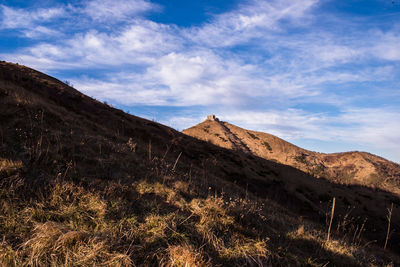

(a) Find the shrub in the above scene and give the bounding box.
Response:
[247,132,259,140]
[263,141,272,152]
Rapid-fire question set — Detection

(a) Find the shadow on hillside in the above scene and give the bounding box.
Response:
[282,235,359,266]
[178,135,400,254]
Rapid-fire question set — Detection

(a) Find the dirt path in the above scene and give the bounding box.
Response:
[218,121,252,154]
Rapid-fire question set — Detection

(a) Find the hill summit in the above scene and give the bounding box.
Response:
[183,116,400,195]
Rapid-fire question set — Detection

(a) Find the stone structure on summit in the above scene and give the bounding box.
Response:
[207,115,219,121]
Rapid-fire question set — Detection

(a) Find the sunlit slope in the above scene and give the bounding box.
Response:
[183,118,400,194]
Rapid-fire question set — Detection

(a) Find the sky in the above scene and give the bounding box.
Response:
[1,0,400,163]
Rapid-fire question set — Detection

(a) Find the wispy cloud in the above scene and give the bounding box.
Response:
[185,0,319,47]
[3,20,181,69]
[372,31,400,61]
[219,108,400,155]
[69,51,265,106]
[22,26,61,39]
[0,5,65,29]
[82,0,160,22]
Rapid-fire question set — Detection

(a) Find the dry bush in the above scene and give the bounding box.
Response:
[219,236,269,265]
[22,221,132,266]
[189,197,232,252]
[136,181,187,209]
[0,241,20,266]
[286,224,365,265]
[189,196,269,264]
[49,183,107,231]
[139,214,170,243]
[172,181,190,195]
[0,158,23,177]
[161,244,208,267]
[138,213,186,245]
[136,181,177,202]
[190,196,234,231]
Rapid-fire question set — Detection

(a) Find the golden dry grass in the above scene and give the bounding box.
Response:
[162,244,207,267]
[22,222,132,266]
[1,161,399,266]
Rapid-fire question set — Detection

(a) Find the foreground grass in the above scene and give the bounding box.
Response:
[1,158,398,266]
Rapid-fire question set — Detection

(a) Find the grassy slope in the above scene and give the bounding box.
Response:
[183,119,400,194]
[0,61,399,266]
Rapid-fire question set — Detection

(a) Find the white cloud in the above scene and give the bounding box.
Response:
[185,0,319,47]
[83,0,160,21]
[333,109,400,148]
[70,51,269,106]
[219,109,325,140]
[22,26,61,39]
[115,21,181,53]
[219,108,400,150]
[0,5,65,29]
[372,31,400,61]
[312,44,361,64]
[2,20,181,70]
[145,51,269,106]
[72,73,173,106]
[56,46,395,110]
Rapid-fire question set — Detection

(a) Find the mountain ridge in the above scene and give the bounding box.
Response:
[183,117,400,195]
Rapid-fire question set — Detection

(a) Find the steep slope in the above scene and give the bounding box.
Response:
[1,61,400,265]
[183,118,400,195]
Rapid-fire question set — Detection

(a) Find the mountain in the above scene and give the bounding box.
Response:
[183,117,400,195]
[1,61,400,266]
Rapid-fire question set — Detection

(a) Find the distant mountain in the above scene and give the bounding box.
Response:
[183,117,400,194]
[1,61,400,265]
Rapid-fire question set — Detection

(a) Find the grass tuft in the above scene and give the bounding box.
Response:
[23,221,132,266]
[162,244,207,267]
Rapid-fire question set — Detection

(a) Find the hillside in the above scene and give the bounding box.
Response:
[1,61,400,266]
[183,117,400,195]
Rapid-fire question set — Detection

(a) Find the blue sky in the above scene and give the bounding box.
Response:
[1,0,400,163]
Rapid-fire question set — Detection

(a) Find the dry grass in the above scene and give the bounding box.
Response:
[219,236,268,265]
[49,183,107,231]
[190,196,234,231]
[0,241,20,266]
[161,244,208,267]
[1,167,399,266]
[22,222,132,266]
[0,158,22,177]
[1,167,398,266]
[189,196,270,264]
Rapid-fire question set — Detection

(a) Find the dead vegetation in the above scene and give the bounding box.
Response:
[2,168,398,266]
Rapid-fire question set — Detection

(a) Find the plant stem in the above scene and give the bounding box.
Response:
[384,202,393,250]
[327,197,336,241]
